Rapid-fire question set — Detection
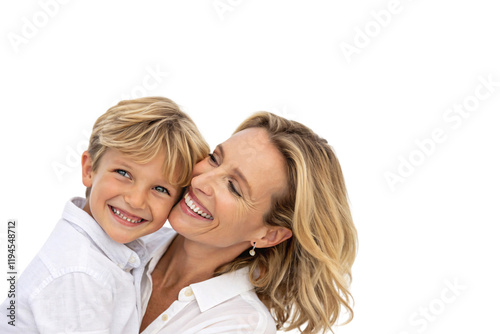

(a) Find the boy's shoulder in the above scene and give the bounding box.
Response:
[20,217,113,286]
[37,199,112,270]
[14,220,110,308]
[18,198,130,297]
[139,225,176,243]
[137,226,177,256]
[37,217,109,275]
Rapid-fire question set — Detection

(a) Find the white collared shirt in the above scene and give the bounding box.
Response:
[0,197,149,334]
[139,227,277,334]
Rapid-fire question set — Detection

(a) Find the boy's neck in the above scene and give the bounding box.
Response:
[82,199,94,219]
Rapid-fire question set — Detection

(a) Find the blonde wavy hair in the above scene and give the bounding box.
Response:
[85,97,209,197]
[218,112,357,334]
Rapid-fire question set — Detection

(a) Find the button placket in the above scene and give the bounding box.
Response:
[178,287,195,302]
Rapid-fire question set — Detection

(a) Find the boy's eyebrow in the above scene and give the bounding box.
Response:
[114,158,172,186]
[216,144,252,196]
[114,160,134,171]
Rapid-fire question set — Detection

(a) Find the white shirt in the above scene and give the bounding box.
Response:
[0,197,149,334]
[139,228,277,334]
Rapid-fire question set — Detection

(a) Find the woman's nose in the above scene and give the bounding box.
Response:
[191,161,217,197]
[191,171,214,197]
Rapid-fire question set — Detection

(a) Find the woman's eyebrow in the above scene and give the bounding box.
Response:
[217,144,252,196]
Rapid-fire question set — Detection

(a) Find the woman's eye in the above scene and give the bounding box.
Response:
[228,180,242,197]
[208,153,218,165]
[115,169,130,178]
[154,186,170,196]
[208,152,241,197]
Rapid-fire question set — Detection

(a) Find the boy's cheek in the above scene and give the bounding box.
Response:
[173,187,186,205]
[161,199,178,221]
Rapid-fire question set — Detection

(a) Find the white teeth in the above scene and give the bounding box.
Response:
[111,207,143,224]
[184,194,213,220]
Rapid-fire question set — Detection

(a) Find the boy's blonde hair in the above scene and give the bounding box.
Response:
[218,112,358,334]
[85,97,209,197]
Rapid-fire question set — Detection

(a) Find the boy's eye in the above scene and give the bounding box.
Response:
[115,169,131,178]
[154,186,170,196]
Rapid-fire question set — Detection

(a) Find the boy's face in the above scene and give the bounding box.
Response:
[81,148,181,244]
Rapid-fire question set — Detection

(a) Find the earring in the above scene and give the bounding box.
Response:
[249,242,256,256]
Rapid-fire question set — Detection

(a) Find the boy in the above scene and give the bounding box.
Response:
[0,97,209,333]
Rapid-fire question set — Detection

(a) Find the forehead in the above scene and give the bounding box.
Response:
[222,128,287,201]
[100,148,163,164]
[99,148,174,178]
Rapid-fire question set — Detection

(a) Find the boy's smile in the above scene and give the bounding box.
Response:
[110,205,146,224]
[81,148,181,244]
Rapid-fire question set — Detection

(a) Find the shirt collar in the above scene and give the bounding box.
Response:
[141,226,178,273]
[141,228,255,312]
[62,197,147,271]
[190,267,255,312]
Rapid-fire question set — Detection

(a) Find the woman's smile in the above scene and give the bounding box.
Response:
[181,190,214,220]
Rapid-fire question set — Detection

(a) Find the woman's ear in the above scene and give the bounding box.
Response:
[81,151,93,188]
[259,227,292,248]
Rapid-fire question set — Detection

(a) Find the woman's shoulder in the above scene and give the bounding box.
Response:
[227,290,278,333]
[183,290,276,334]
[188,270,277,333]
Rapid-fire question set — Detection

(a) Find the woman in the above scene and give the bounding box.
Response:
[139,112,358,334]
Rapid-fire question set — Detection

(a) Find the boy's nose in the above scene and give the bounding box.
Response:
[124,188,147,210]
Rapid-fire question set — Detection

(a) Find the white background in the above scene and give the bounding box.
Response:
[1,0,499,333]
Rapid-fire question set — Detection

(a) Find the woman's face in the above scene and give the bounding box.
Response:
[169,127,289,255]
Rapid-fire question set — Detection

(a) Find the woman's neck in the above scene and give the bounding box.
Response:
[140,235,248,332]
[155,235,246,288]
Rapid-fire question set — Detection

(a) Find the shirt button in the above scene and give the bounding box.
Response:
[162,314,168,321]
[184,287,193,297]
[129,257,136,263]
